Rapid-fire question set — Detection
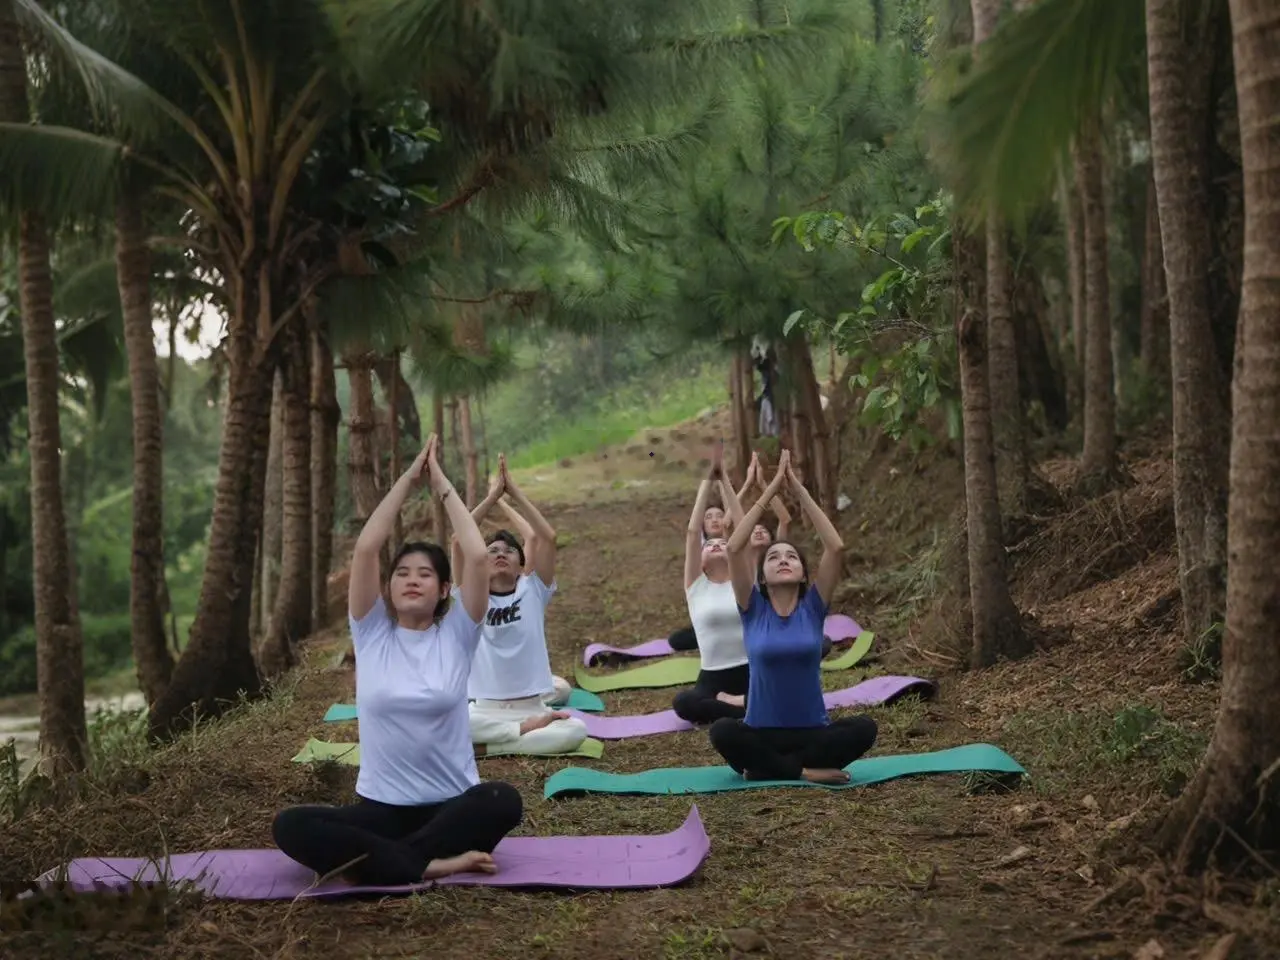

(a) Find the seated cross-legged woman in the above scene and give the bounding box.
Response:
[709,449,878,784]
[272,435,522,886]
[452,455,587,756]
[672,450,750,725]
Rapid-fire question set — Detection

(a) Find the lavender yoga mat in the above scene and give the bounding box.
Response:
[566,675,936,740]
[36,807,711,899]
[582,614,866,666]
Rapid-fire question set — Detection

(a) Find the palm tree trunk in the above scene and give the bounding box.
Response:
[0,2,87,776]
[147,270,273,739]
[458,395,478,507]
[1159,0,1280,867]
[345,354,382,522]
[258,372,284,635]
[1061,171,1087,387]
[1137,167,1170,389]
[115,195,173,708]
[1146,0,1231,654]
[1074,125,1118,486]
[260,328,312,677]
[310,321,340,630]
[954,229,1028,668]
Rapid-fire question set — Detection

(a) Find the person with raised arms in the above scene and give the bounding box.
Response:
[667,451,792,652]
[451,455,587,755]
[709,449,878,784]
[272,435,521,885]
[671,445,751,725]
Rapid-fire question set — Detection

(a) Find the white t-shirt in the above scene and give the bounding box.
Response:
[467,574,557,700]
[352,596,483,805]
[686,574,749,672]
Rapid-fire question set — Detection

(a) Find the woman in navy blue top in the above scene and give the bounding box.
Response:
[709,449,877,784]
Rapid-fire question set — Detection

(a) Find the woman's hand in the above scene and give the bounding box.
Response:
[425,434,453,497]
[708,440,724,480]
[783,457,806,495]
[764,450,790,496]
[406,439,432,492]
[745,451,759,487]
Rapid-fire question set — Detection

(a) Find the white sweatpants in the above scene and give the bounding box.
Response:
[543,675,571,707]
[468,694,588,755]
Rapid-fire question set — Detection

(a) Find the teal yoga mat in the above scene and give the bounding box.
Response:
[323,687,606,723]
[543,743,1025,798]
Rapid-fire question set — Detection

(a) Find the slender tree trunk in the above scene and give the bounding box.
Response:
[478,394,491,490]
[458,395,478,507]
[792,338,836,513]
[116,196,174,709]
[260,328,312,677]
[447,397,461,475]
[739,348,758,441]
[432,392,447,540]
[1074,126,1119,486]
[384,352,403,545]
[1138,167,1170,390]
[258,372,284,635]
[148,275,271,739]
[954,229,1028,668]
[1062,170,1087,387]
[310,321,339,631]
[1160,0,1280,867]
[345,355,382,522]
[0,7,87,774]
[1146,0,1232,653]
[373,352,421,447]
[729,354,749,486]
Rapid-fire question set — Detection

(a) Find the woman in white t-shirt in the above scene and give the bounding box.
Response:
[671,448,752,724]
[451,455,587,755]
[272,435,522,886]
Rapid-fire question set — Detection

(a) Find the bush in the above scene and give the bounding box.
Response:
[0,613,134,697]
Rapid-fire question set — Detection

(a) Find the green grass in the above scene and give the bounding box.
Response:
[505,362,726,469]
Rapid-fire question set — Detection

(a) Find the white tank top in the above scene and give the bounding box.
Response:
[685,574,748,672]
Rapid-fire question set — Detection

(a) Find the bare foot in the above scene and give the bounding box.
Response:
[423,851,497,879]
[715,693,745,707]
[801,767,851,785]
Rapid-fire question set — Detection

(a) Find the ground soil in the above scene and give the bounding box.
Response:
[2,417,1275,959]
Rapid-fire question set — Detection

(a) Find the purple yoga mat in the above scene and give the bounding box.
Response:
[36,807,710,899]
[582,615,865,666]
[566,675,935,740]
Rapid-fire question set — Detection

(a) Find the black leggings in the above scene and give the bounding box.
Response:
[272,781,523,885]
[670,624,833,658]
[672,663,750,725]
[709,716,878,781]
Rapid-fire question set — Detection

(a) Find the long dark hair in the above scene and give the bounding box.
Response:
[389,541,452,620]
[756,539,809,603]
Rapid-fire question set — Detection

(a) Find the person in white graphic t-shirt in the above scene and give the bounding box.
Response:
[451,455,587,756]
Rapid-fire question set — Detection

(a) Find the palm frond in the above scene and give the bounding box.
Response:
[0,122,125,221]
[53,253,120,320]
[925,0,1145,224]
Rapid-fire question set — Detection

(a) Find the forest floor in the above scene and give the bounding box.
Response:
[2,415,1277,959]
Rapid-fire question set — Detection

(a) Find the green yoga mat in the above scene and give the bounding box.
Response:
[573,631,877,693]
[294,736,606,765]
[323,688,606,724]
[542,743,1024,798]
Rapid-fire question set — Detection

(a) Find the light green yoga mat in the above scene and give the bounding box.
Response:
[294,736,606,764]
[573,631,877,693]
[542,743,1024,798]
[323,688,606,723]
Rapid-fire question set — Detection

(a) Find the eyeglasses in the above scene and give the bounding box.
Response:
[487,544,518,556]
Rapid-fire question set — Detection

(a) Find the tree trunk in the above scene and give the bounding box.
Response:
[1074,126,1119,486]
[0,6,88,775]
[147,274,273,738]
[1138,167,1170,390]
[791,337,837,513]
[729,354,749,486]
[478,394,491,490]
[1146,0,1232,653]
[260,326,312,677]
[258,371,284,636]
[458,395,478,507]
[1061,170,1087,386]
[447,396,461,475]
[432,392,447,540]
[1159,0,1280,867]
[1014,263,1070,432]
[310,321,340,631]
[739,348,758,441]
[115,196,174,709]
[954,228,1028,668]
[373,352,421,447]
[345,355,382,522]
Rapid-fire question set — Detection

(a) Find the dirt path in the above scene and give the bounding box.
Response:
[2,436,1257,959]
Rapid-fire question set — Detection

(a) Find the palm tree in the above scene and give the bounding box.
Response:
[1158,0,1280,869]
[0,0,87,776]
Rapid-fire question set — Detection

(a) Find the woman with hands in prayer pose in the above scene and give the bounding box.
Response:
[671,444,751,725]
[452,455,588,755]
[709,449,877,784]
[272,435,522,885]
